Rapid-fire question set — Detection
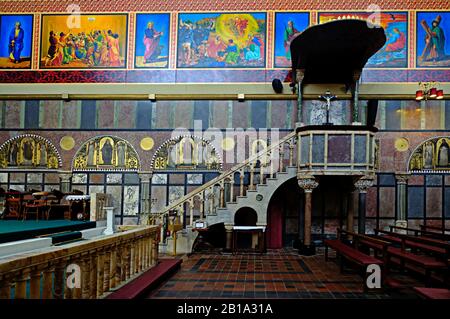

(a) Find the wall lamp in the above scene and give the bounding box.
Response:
[415,81,444,101]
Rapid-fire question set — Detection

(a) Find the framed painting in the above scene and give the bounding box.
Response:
[135,13,170,68]
[274,12,309,68]
[39,13,128,69]
[0,14,33,69]
[177,12,266,68]
[318,12,408,68]
[417,12,450,68]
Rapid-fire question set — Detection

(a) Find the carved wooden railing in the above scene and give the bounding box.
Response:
[149,131,297,229]
[0,225,159,299]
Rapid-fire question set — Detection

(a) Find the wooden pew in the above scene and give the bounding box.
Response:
[324,229,389,292]
[389,225,450,241]
[374,229,449,286]
[420,224,450,235]
[413,287,450,299]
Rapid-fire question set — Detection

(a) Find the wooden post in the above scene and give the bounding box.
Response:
[96,250,105,298]
[249,164,255,190]
[103,250,111,293]
[279,146,284,173]
[220,187,225,208]
[89,253,98,299]
[42,268,53,299]
[109,246,117,289]
[239,173,244,196]
[29,268,41,299]
[0,276,11,299]
[189,201,194,226]
[81,256,90,299]
[53,264,65,299]
[14,270,29,299]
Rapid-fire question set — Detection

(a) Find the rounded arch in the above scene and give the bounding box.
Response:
[0,134,62,169]
[234,207,258,226]
[150,135,223,171]
[72,135,141,171]
[407,136,450,173]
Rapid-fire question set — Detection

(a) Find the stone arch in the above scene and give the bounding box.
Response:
[72,135,141,171]
[0,134,62,169]
[234,207,258,226]
[407,136,450,173]
[151,135,223,171]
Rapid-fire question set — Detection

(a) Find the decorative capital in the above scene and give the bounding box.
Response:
[395,172,410,185]
[139,171,153,183]
[298,177,319,193]
[58,171,72,182]
[354,177,374,193]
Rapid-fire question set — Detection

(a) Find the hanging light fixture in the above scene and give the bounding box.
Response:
[416,81,444,101]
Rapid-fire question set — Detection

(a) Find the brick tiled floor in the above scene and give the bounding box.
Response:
[147,248,421,299]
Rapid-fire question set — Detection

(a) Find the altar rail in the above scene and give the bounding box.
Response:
[0,225,159,299]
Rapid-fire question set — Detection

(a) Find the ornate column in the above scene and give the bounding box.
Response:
[296,69,305,127]
[58,171,72,193]
[395,172,410,231]
[352,69,362,125]
[297,176,318,256]
[354,176,374,234]
[139,172,153,221]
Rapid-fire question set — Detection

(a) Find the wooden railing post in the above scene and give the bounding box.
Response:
[89,253,98,299]
[103,249,111,293]
[109,245,118,289]
[259,163,265,184]
[29,268,41,299]
[81,255,90,299]
[0,275,11,299]
[279,145,284,173]
[53,263,65,299]
[289,142,294,166]
[125,243,131,280]
[14,269,29,299]
[42,267,54,299]
[189,200,194,226]
[249,164,255,190]
[151,237,158,266]
[96,250,105,298]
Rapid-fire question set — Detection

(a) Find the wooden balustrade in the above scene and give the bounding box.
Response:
[0,225,159,299]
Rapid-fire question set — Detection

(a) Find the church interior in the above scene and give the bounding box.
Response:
[0,0,449,303]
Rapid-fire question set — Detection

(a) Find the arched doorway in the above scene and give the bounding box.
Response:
[234,207,257,249]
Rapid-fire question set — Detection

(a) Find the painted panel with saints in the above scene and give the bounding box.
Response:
[0,134,61,169]
[151,136,221,170]
[177,12,266,68]
[409,137,450,172]
[40,14,128,69]
[73,136,139,171]
[417,12,450,68]
[0,14,33,69]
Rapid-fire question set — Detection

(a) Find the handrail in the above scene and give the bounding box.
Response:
[151,130,297,220]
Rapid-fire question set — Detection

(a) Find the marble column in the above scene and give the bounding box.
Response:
[295,69,305,127]
[139,172,153,223]
[58,171,72,193]
[298,176,318,256]
[355,177,374,234]
[395,172,410,231]
[224,224,233,253]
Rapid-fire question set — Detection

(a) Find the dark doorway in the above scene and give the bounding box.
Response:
[234,207,257,249]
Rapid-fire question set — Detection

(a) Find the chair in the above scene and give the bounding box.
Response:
[5,198,21,219]
[23,199,47,221]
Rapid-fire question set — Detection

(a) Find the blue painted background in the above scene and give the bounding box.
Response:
[0,14,33,58]
[135,13,170,58]
[417,12,450,67]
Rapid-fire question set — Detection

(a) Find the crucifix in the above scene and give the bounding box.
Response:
[319,90,337,126]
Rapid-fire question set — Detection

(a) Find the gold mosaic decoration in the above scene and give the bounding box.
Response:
[151,135,222,171]
[409,137,450,172]
[73,135,140,171]
[0,134,61,169]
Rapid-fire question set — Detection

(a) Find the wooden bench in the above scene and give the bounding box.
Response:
[324,229,388,292]
[413,287,450,299]
[390,225,450,241]
[375,229,449,286]
[420,224,450,235]
[106,258,182,299]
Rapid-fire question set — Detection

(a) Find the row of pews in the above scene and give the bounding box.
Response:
[0,188,90,221]
[324,225,450,299]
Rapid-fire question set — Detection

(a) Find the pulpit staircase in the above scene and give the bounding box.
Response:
[148,131,299,253]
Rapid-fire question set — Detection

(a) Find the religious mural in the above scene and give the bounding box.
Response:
[417,12,450,68]
[318,12,408,68]
[0,134,61,168]
[409,137,450,172]
[40,14,128,69]
[151,136,222,170]
[72,136,140,171]
[176,12,266,68]
[274,12,309,68]
[134,13,170,68]
[0,14,33,69]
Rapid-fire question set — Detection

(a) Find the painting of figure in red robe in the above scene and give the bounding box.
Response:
[135,13,170,68]
[40,14,128,69]
[319,11,408,68]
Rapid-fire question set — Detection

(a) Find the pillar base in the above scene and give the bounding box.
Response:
[298,242,316,256]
